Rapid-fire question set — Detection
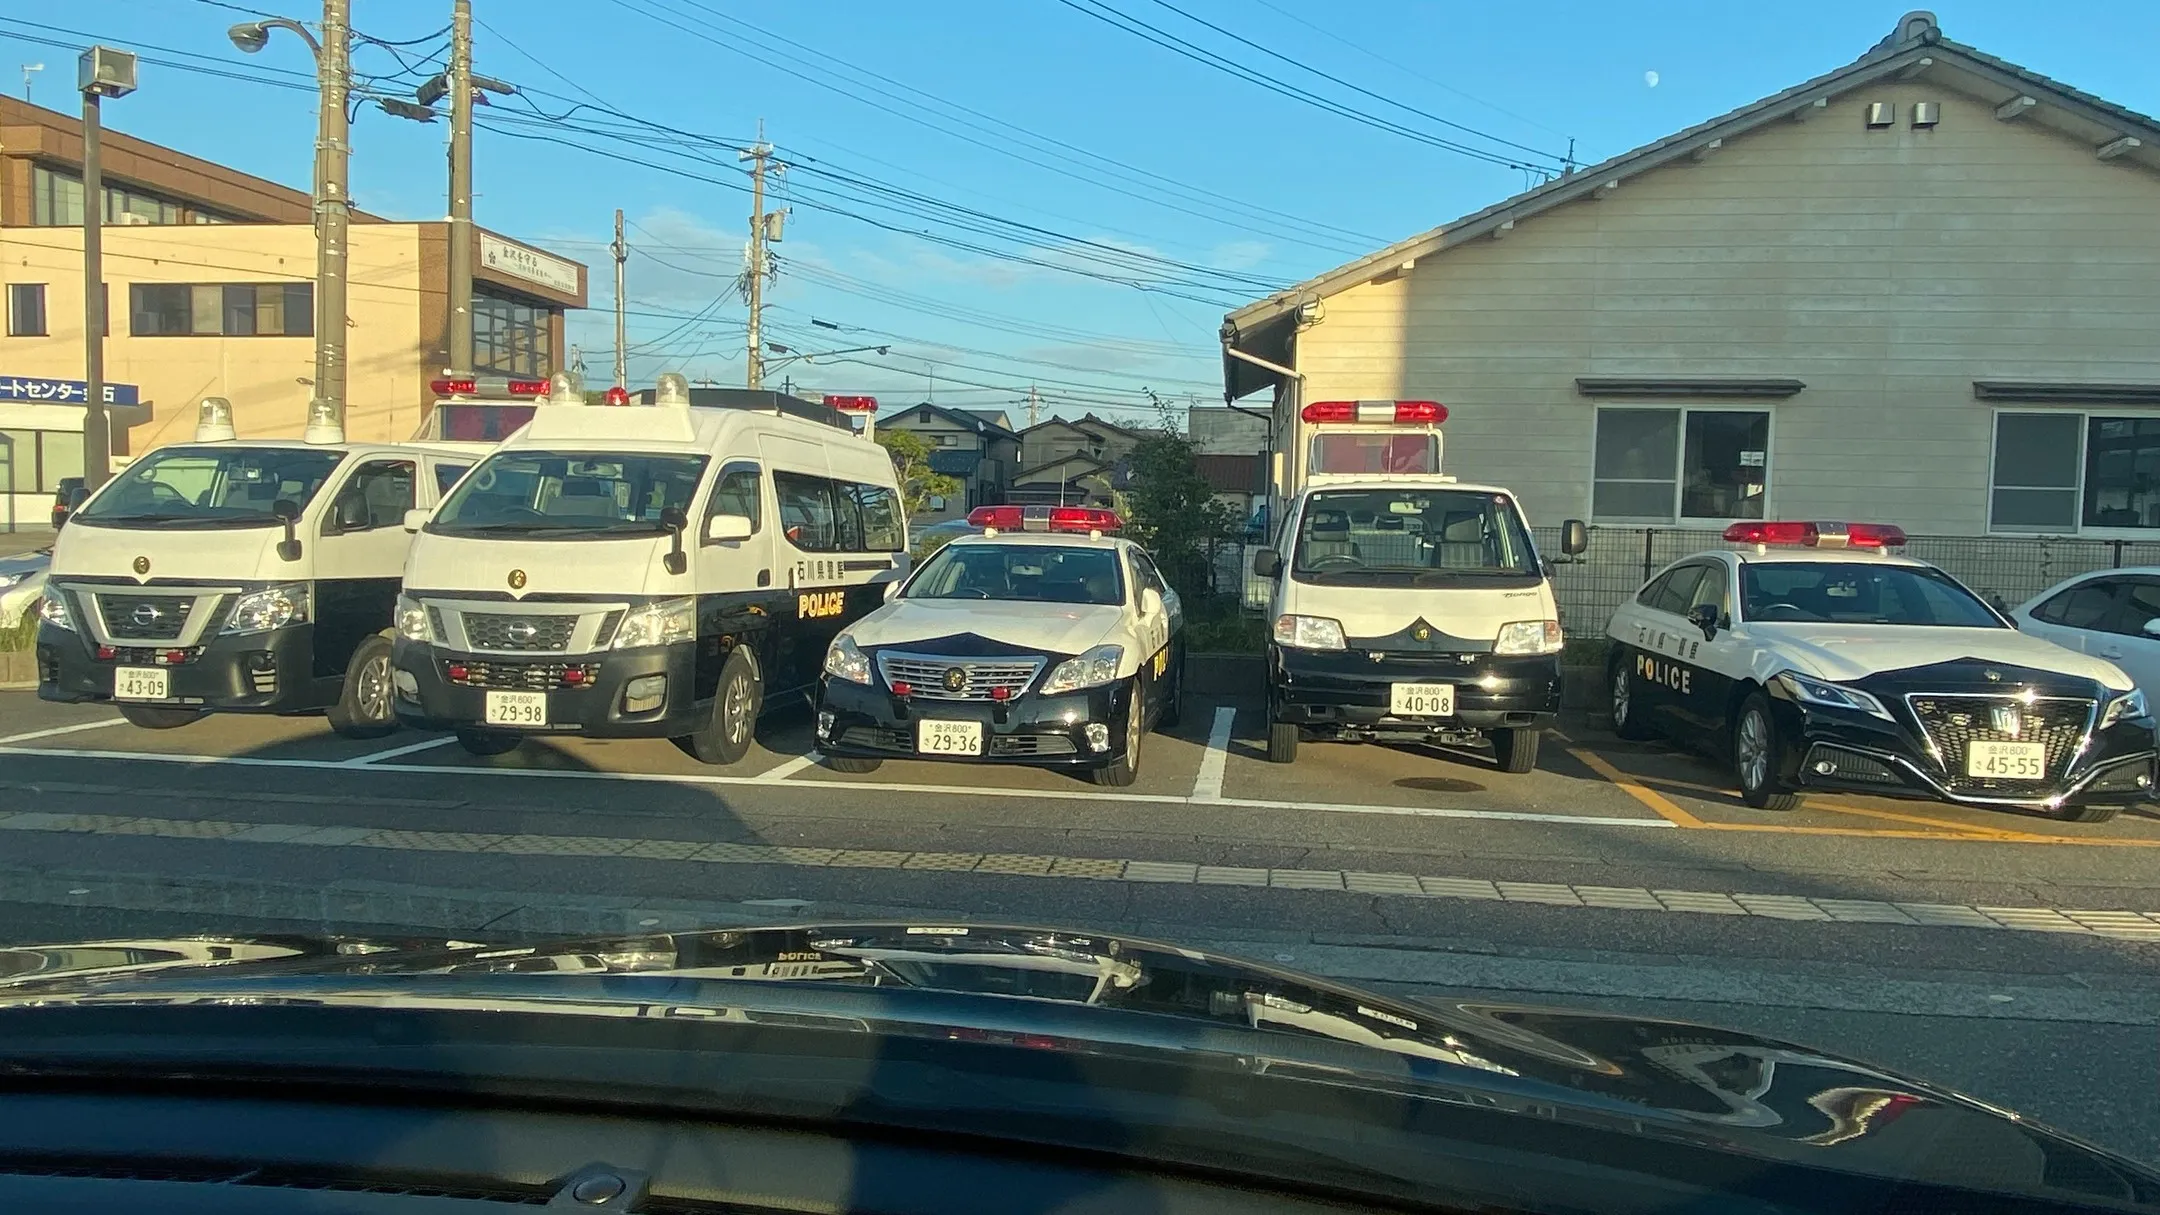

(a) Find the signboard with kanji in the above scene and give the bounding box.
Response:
[0,376,140,406]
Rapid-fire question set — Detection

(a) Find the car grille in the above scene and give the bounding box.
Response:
[96,593,197,641]
[1905,693,2093,792]
[444,658,600,691]
[990,734,1077,757]
[875,652,1045,701]
[463,612,578,652]
[838,726,912,753]
[1801,744,1904,786]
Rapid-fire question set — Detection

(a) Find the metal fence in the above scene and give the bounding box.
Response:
[1209,528,2160,632]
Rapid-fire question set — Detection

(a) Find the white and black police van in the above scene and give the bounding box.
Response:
[36,397,486,736]
[1606,521,2158,822]
[390,373,907,762]
[815,505,1182,786]
[1251,400,1587,773]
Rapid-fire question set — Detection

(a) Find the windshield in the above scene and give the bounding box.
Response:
[70,446,344,529]
[905,543,1124,605]
[430,451,709,537]
[1740,563,2005,627]
[1291,489,1537,584]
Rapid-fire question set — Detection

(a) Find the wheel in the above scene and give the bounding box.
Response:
[825,755,882,774]
[2049,803,2120,824]
[118,705,202,730]
[681,648,762,766]
[1091,681,1145,787]
[1609,656,1653,741]
[1155,655,1184,730]
[1733,692,1802,811]
[1492,726,1542,774]
[455,728,521,757]
[1266,720,1299,764]
[326,634,399,739]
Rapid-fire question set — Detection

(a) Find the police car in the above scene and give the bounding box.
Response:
[816,506,1183,786]
[1605,521,2157,823]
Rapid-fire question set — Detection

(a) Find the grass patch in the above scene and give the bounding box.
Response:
[0,616,36,653]
[1186,610,1266,655]
[1563,636,1609,670]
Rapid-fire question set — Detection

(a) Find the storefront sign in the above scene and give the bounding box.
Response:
[0,376,139,406]
[479,235,580,295]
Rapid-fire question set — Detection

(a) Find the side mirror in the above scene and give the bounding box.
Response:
[1140,586,1164,618]
[331,493,369,533]
[1561,519,1589,556]
[1253,548,1283,579]
[403,507,432,533]
[271,498,301,524]
[272,498,302,562]
[660,506,689,576]
[704,513,754,544]
[1687,602,1721,640]
[2144,618,2160,638]
[883,580,904,602]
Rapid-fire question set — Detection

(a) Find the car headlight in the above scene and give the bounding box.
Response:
[222,583,310,635]
[611,596,696,649]
[1774,670,1893,721]
[2102,687,2149,728]
[395,594,434,644]
[825,634,871,684]
[1493,619,1564,656]
[1272,614,1346,651]
[37,592,73,631]
[1041,643,1126,695]
[0,573,20,590]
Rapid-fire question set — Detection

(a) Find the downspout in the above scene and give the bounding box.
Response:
[1221,340,1302,504]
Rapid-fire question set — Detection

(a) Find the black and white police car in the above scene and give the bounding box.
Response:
[816,506,1183,786]
[1605,521,2157,822]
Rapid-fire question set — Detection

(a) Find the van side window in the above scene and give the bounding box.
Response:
[774,471,837,551]
[707,464,761,534]
[433,463,469,497]
[855,484,904,552]
[331,459,415,532]
[831,479,866,551]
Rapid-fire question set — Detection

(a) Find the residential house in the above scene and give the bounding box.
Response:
[875,401,1020,522]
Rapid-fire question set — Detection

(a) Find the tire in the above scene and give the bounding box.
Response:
[455,728,521,757]
[1155,656,1184,731]
[1492,726,1542,774]
[681,648,762,766]
[1266,720,1299,764]
[1733,692,1803,811]
[825,755,883,775]
[1609,656,1653,741]
[1091,681,1145,787]
[118,705,202,730]
[2049,803,2120,824]
[326,634,399,740]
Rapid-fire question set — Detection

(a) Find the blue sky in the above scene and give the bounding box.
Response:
[9,1,2159,425]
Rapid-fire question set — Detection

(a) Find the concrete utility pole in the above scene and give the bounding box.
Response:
[77,46,135,491]
[1027,383,1039,428]
[316,0,352,437]
[741,127,771,390]
[611,209,627,389]
[446,0,473,376]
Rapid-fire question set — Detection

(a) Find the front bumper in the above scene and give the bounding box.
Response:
[391,638,701,738]
[1269,645,1561,737]
[37,621,330,714]
[1769,693,2157,810]
[817,675,1133,768]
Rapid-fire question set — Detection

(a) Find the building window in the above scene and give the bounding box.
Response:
[1592,407,1769,523]
[7,284,46,336]
[129,283,313,337]
[31,165,233,226]
[1991,411,2160,533]
[0,429,85,494]
[471,289,553,377]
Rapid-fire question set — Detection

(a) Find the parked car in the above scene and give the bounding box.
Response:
[49,477,85,530]
[0,549,51,629]
[2014,567,2160,701]
[908,516,979,558]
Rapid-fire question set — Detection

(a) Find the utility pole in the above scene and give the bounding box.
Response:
[20,63,40,104]
[1027,383,1039,428]
[314,0,352,438]
[611,209,627,389]
[79,82,106,488]
[741,126,770,390]
[445,0,473,377]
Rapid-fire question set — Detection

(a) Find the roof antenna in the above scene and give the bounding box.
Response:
[1563,138,1577,176]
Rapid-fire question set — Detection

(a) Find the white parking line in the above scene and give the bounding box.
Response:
[0,742,1676,828]
[1190,706,1235,803]
[0,717,125,746]
[757,752,823,783]
[342,736,458,766]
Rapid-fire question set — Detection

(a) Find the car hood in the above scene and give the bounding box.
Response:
[2,921,2155,1204]
[1754,623,2133,690]
[849,599,1124,655]
[0,550,51,578]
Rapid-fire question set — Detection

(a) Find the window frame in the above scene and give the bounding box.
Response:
[1989,408,2160,538]
[7,283,47,337]
[851,482,904,553]
[1640,563,1709,616]
[1591,405,1774,526]
[129,281,313,337]
[702,461,764,545]
[324,458,417,535]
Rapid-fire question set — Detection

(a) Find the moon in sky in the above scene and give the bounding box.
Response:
[1644,70,1660,88]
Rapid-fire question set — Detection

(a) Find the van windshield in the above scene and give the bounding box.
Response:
[70,446,345,529]
[431,451,710,538]
[1291,489,1539,586]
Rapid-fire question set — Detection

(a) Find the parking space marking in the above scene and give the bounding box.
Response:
[1567,747,1704,827]
[3,805,2155,940]
[1626,770,2036,839]
[1190,706,1235,803]
[758,753,823,783]
[0,717,124,746]
[342,736,459,766]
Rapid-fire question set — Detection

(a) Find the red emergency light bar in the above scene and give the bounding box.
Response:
[1301,400,1447,425]
[430,376,549,398]
[602,386,632,407]
[1723,521,1908,549]
[967,505,1122,534]
[824,395,879,412]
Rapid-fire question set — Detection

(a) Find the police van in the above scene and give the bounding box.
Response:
[36,398,486,736]
[1605,521,2157,822]
[390,373,907,762]
[1252,401,1587,774]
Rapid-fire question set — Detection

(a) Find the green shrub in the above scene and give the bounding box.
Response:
[0,616,36,654]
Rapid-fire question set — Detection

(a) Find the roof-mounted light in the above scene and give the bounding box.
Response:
[194,396,236,443]
[544,370,584,407]
[1302,400,1447,425]
[967,505,1121,537]
[601,385,631,407]
[429,375,549,399]
[1723,521,1907,550]
[302,398,344,445]
[655,372,691,408]
[823,394,878,413]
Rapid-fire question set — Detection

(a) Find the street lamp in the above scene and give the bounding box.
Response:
[77,45,136,492]
[761,343,890,374]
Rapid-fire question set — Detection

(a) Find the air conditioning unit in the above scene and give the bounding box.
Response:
[111,212,153,225]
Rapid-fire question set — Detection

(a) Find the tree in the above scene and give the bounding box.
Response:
[877,429,962,515]
[1121,433,1236,603]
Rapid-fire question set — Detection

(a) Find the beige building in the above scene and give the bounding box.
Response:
[0,97,584,524]
[874,402,1021,521]
[1221,12,2160,540]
